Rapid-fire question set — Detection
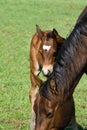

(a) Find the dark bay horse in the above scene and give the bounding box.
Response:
[34,93,77,130]
[29,25,65,130]
[34,8,87,130]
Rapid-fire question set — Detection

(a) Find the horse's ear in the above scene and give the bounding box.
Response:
[50,79,56,93]
[57,36,65,44]
[52,28,58,38]
[52,28,65,44]
[36,24,44,40]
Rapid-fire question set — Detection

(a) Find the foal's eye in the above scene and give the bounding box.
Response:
[53,52,57,57]
[47,112,53,118]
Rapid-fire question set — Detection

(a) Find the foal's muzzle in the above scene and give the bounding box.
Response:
[42,65,53,77]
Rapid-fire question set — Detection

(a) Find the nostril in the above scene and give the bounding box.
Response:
[42,65,53,76]
[42,69,50,77]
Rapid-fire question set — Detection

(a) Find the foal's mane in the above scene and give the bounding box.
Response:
[40,10,87,102]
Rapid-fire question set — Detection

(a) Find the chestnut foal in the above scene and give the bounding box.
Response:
[29,25,65,130]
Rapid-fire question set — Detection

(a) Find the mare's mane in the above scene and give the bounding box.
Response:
[40,11,87,102]
[77,6,87,23]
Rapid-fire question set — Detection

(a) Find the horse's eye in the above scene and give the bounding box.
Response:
[53,52,57,57]
[47,112,53,118]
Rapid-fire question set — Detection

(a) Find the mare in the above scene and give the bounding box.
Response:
[29,25,65,130]
[34,8,87,130]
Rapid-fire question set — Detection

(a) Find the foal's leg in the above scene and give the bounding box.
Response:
[29,70,43,130]
[71,115,78,130]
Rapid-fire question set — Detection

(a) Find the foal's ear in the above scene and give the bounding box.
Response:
[52,28,65,44]
[57,36,65,45]
[52,28,58,38]
[56,35,65,49]
[36,24,44,40]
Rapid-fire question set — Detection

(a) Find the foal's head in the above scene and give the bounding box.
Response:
[36,25,65,77]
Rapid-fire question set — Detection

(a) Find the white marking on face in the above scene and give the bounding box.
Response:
[42,64,53,76]
[43,45,51,51]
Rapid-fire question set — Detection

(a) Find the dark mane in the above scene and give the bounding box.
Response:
[54,13,87,75]
[76,6,87,23]
[47,31,54,38]
[40,10,87,103]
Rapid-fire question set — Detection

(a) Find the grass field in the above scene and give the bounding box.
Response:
[0,0,87,130]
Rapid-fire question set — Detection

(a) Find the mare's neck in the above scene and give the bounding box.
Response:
[53,27,87,93]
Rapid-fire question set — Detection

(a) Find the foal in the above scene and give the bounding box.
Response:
[29,25,65,130]
[34,8,87,130]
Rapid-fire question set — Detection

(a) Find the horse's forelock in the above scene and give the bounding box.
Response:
[46,31,57,39]
[39,80,54,102]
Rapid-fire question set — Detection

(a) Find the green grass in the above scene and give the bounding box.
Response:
[0,0,87,130]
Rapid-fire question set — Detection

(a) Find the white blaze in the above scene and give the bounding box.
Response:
[43,45,51,51]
